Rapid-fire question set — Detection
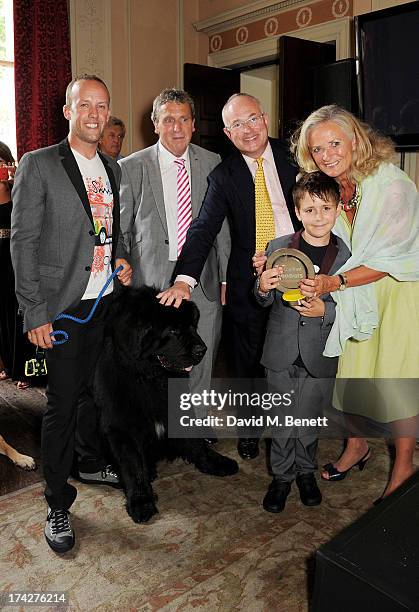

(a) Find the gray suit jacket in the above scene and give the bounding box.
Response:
[255,231,351,378]
[119,142,230,300]
[11,139,128,333]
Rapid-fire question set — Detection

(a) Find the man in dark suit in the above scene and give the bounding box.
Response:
[11,75,132,553]
[158,93,300,460]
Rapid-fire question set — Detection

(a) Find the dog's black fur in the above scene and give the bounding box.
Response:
[95,286,238,523]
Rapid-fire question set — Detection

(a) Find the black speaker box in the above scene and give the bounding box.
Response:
[312,471,419,611]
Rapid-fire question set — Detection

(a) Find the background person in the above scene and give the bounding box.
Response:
[0,141,31,389]
[11,75,132,553]
[291,104,419,501]
[99,115,126,160]
[158,93,300,460]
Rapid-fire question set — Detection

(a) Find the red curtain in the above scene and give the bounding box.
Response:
[13,0,72,159]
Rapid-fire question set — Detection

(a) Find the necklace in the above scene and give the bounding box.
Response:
[340,182,361,212]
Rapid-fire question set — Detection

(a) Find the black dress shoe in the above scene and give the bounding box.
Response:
[296,473,322,506]
[263,479,291,513]
[237,438,259,460]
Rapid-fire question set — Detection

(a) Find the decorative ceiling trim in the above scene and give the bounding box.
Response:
[194,0,316,35]
[207,16,352,67]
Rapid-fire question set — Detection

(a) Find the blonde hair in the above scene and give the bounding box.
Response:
[290,105,395,182]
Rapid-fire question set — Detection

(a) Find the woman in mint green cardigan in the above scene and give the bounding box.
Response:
[292,105,419,502]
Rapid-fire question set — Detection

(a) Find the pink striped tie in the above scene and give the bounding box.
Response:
[174,158,192,257]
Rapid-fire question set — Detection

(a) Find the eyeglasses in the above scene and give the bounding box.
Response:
[226,114,265,132]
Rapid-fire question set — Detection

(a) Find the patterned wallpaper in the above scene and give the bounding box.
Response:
[209,0,353,53]
[69,0,112,87]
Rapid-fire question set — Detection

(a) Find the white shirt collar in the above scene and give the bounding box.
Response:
[242,141,273,169]
[158,141,190,168]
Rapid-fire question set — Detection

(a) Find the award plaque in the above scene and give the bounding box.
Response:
[266,248,315,304]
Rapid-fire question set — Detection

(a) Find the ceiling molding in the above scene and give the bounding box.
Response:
[208,16,352,67]
[194,0,316,35]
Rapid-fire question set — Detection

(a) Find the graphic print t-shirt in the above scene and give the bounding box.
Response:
[72,149,114,300]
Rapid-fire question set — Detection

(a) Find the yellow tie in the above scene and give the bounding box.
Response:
[255,157,276,252]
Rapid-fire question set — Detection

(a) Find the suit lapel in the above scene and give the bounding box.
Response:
[288,229,339,273]
[288,229,303,249]
[228,153,258,247]
[329,238,349,275]
[319,235,339,275]
[59,139,94,227]
[98,151,120,264]
[270,139,300,231]
[147,145,168,237]
[230,153,254,211]
[98,151,118,204]
[189,145,201,218]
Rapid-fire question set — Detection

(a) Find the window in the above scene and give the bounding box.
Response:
[0,0,16,159]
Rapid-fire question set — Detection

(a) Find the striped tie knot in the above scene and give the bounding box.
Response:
[174,158,186,170]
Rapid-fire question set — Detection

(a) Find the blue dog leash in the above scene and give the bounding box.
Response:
[51,264,123,345]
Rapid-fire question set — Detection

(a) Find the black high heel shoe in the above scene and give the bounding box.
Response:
[322,448,371,482]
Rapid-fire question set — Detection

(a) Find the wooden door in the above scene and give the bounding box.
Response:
[184,63,240,158]
[279,36,335,141]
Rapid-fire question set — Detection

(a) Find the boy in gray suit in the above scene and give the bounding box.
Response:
[255,172,350,513]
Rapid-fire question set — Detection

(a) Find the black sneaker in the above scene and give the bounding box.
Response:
[44,508,75,553]
[78,464,121,488]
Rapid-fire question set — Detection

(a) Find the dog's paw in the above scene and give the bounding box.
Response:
[14,454,36,471]
[126,495,158,523]
[195,448,239,477]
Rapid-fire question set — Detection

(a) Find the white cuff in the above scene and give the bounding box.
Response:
[175,274,197,293]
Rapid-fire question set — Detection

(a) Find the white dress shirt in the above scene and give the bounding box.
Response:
[158,141,191,261]
[242,142,294,239]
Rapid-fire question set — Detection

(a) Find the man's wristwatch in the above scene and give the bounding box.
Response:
[337,273,348,291]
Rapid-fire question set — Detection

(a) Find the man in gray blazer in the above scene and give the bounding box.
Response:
[11,75,132,553]
[119,88,230,422]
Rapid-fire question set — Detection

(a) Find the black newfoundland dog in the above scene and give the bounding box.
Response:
[95,286,238,523]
